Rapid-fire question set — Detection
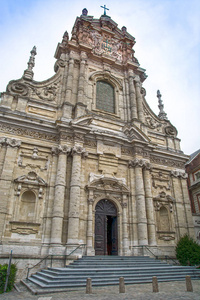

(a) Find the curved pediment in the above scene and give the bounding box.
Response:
[86,175,129,194]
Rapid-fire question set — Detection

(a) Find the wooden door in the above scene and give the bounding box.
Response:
[95,199,118,255]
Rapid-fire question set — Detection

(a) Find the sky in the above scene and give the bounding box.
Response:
[0,0,199,155]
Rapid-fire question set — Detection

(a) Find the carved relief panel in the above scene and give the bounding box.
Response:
[153,191,175,242]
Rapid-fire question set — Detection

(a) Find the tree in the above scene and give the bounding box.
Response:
[176,234,200,266]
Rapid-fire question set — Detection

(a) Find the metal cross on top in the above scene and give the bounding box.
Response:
[101,4,109,15]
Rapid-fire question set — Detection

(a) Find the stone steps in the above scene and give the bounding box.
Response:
[26,256,200,292]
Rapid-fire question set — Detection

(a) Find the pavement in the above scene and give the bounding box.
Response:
[1,280,200,300]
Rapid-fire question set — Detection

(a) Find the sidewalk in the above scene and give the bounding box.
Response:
[1,280,200,300]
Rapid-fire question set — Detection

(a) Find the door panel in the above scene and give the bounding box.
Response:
[95,200,118,255]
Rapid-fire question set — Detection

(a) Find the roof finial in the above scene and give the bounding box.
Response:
[100,4,109,15]
[23,46,37,80]
[157,90,168,120]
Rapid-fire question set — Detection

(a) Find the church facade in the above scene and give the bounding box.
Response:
[0,9,194,269]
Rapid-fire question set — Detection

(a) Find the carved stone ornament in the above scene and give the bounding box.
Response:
[128,159,152,170]
[14,171,47,186]
[152,171,171,191]
[86,177,129,195]
[0,137,6,146]
[153,191,174,213]
[158,234,175,241]
[7,81,29,96]
[18,148,49,171]
[5,138,21,148]
[10,221,40,235]
[165,126,177,137]
[71,146,88,158]
[170,170,188,179]
[0,123,59,142]
[30,83,59,102]
[150,155,185,169]
[51,145,71,155]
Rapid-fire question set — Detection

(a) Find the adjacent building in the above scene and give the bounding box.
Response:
[186,149,200,244]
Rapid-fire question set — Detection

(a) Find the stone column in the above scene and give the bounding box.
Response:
[128,165,138,250]
[128,70,137,119]
[124,78,129,122]
[65,56,74,101]
[122,195,129,255]
[143,164,157,246]
[50,145,70,246]
[86,193,95,256]
[67,146,88,247]
[0,138,21,240]
[131,159,148,245]
[77,52,87,104]
[135,81,145,123]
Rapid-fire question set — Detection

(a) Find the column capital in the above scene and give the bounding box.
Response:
[51,145,71,156]
[128,159,152,170]
[88,198,94,204]
[121,202,127,208]
[71,145,88,158]
[0,137,6,146]
[6,138,21,148]
[170,170,188,179]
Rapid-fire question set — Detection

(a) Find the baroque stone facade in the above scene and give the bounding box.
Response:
[0,9,195,276]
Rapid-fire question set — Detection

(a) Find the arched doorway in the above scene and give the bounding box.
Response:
[95,199,118,255]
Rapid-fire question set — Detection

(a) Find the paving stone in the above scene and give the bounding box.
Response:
[1,280,200,300]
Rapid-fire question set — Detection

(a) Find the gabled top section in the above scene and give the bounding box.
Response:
[55,8,139,66]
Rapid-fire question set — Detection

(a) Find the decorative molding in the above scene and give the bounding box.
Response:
[84,139,97,148]
[0,123,59,142]
[51,145,71,155]
[150,155,185,168]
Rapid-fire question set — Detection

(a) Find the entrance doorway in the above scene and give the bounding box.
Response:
[95,199,118,255]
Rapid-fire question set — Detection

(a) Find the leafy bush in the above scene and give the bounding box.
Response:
[176,234,200,266]
[0,264,17,294]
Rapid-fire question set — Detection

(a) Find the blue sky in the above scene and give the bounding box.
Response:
[0,0,199,155]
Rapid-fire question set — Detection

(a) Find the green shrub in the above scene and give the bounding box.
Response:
[176,234,200,266]
[0,264,17,294]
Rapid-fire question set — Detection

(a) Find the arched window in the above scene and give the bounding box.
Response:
[19,191,36,222]
[96,81,115,113]
[159,206,170,231]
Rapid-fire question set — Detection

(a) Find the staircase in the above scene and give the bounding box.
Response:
[23,256,200,293]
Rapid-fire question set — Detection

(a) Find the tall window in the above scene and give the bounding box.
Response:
[96,81,115,113]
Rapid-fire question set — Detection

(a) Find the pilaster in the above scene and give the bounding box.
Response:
[143,165,157,246]
[135,80,145,123]
[128,71,137,120]
[0,138,21,240]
